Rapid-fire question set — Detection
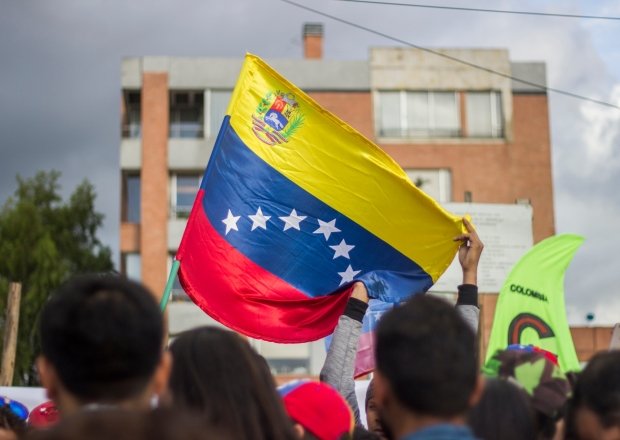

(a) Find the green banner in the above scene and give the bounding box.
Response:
[485,234,584,372]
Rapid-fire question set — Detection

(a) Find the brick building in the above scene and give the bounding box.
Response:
[119,24,605,373]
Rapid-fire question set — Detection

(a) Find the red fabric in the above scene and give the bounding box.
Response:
[281,381,354,440]
[177,190,351,343]
[28,401,59,428]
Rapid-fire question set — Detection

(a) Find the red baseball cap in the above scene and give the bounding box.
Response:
[279,380,354,440]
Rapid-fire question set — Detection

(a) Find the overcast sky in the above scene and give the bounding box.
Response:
[0,0,618,325]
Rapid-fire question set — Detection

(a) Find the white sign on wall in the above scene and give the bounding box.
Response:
[430,203,534,293]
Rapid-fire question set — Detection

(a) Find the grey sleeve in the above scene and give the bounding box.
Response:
[455,284,479,334]
[456,304,480,334]
[320,315,362,425]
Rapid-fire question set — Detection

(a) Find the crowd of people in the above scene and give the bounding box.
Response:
[1,219,619,440]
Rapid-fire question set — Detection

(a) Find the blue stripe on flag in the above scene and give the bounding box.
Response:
[201,119,433,302]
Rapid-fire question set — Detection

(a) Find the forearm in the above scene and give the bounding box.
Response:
[320,298,367,425]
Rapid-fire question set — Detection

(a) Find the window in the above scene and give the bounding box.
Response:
[377,91,460,138]
[405,169,452,203]
[208,90,232,138]
[466,91,503,138]
[122,91,141,138]
[171,174,202,218]
[170,91,204,138]
[122,174,140,223]
[122,253,141,281]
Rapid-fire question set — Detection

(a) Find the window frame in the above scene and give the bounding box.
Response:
[465,90,504,139]
[122,90,141,139]
[376,90,461,139]
[170,173,203,219]
[169,90,205,139]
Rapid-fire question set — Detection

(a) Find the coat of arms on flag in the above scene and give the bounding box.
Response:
[252,91,305,145]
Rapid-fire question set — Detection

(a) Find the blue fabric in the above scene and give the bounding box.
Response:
[202,117,433,301]
[401,424,478,440]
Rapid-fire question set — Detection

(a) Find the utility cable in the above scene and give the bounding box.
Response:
[336,0,620,21]
[281,0,620,110]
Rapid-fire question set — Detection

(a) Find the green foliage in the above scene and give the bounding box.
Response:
[0,171,113,385]
[282,113,305,139]
[255,91,273,115]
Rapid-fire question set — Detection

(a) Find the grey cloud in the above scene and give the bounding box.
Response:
[1,0,618,322]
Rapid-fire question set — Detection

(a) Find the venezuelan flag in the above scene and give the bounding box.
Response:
[176,54,464,342]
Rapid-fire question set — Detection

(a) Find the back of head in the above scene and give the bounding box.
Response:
[168,326,295,440]
[375,294,477,418]
[568,350,620,438]
[39,275,164,403]
[278,380,354,440]
[468,378,537,440]
[25,408,229,440]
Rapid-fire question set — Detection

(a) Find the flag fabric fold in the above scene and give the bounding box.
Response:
[485,234,584,372]
[176,54,464,343]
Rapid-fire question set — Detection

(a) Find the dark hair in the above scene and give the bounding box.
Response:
[168,326,296,440]
[39,275,164,402]
[468,378,537,440]
[568,351,620,431]
[25,408,229,440]
[375,295,477,417]
[353,426,381,439]
[0,404,27,436]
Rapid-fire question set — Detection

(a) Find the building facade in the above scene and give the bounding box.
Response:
[120,24,574,373]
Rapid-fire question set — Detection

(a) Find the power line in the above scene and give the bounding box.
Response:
[336,0,620,21]
[280,0,620,110]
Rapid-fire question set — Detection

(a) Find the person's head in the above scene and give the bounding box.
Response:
[278,380,354,440]
[483,348,571,439]
[364,380,390,440]
[468,378,537,440]
[37,275,170,415]
[167,326,295,440]
[373,295,481,437]
[24,407,229,440]
[567,351,620,440]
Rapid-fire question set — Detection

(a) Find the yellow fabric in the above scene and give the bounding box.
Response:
[226,54,464,282]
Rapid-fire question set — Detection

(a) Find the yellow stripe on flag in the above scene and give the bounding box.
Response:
[227,54,464,282]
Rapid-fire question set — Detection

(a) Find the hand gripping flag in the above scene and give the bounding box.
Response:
[485,234,584,372]
[175,54,464,342]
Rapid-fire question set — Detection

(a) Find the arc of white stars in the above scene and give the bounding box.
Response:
[248,207,271,231]
[313,218,340,240]
[222,209,240,235]
[279,208,307,231]
[338,265,361,286]
[330,239,355,259]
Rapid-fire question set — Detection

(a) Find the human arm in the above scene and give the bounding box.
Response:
[320,282,369,426]
[453,218,484,333]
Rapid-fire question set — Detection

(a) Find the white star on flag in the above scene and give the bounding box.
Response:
[313,218,340,240]
[330,239,355,259]
[248,207,271,231]
[338,265,361,286]
[279,209,307,231]
[222,209,241,235]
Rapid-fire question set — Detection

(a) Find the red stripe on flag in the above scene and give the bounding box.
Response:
[176,190,352,343]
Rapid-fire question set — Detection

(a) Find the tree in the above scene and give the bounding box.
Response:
[0,171,113,385]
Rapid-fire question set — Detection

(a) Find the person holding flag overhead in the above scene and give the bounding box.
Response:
[320,218,484,438]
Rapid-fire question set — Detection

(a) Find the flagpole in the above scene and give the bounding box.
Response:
[160,259,180,312]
